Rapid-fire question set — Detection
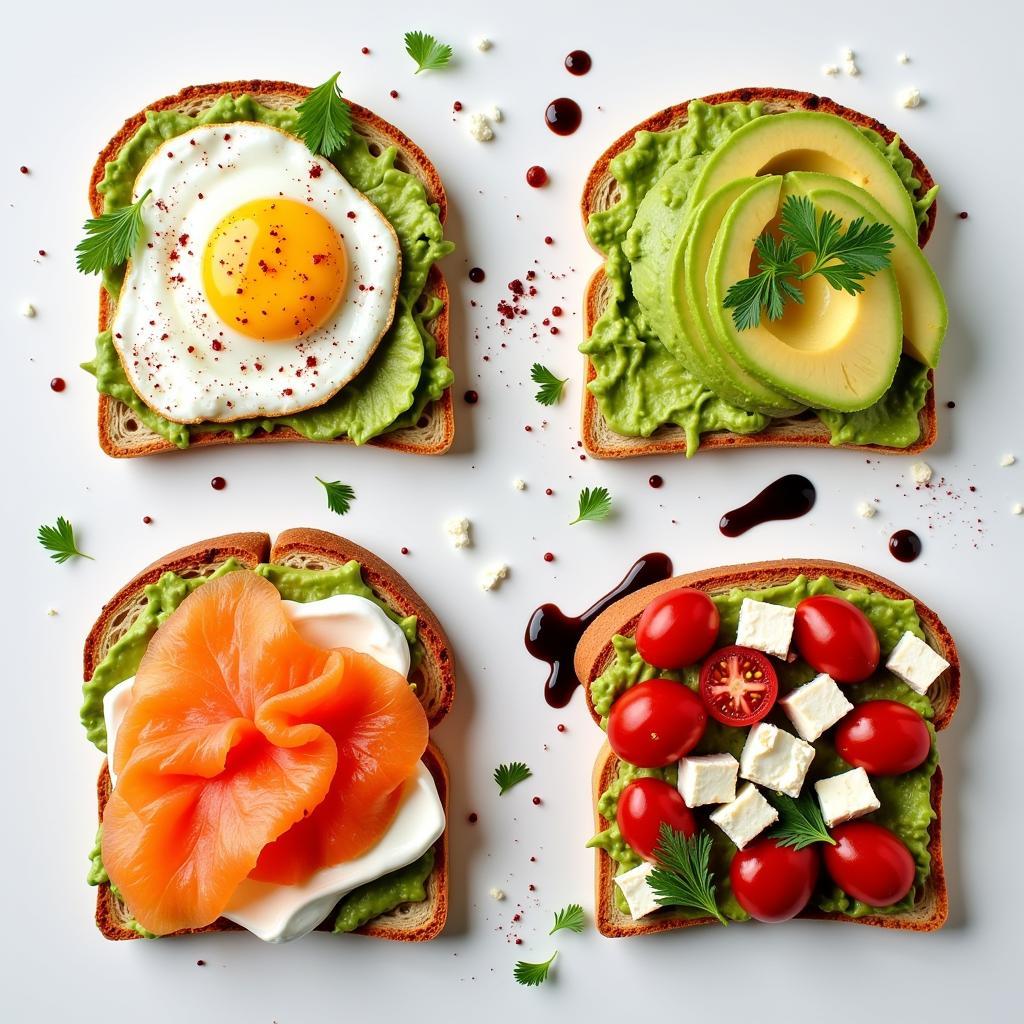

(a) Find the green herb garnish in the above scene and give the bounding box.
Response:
[493,761,532,795]
[513,952,557,987]
[316,477,356,516]
[530,363,568,406]
[723,194,894,329]
[294,73,353,157]
[75,189,152,275]
[769,792,837,850]
[570,486,612,525]
[405,31,453,73]
[549,904,585,935]
[648,825,728,926]
[37,517,93,564]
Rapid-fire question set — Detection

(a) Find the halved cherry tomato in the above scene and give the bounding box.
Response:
[607,678,707,768]
[730,838,819,923]
[616,777,696,861]
[636,588,720,670]
[699,646,778,727]
[793,595,880,683]
[823,821,915,907]
[836,700,931,775]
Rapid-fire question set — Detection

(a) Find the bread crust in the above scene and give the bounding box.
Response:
[580,87,939,459]
[85,529,455,942]
[89,80,453,458]
[577,559,957,938]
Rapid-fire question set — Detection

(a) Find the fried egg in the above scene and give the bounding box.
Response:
[110,122,401,422]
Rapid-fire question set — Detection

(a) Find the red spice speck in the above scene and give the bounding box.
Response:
[38,249,46,257]
[19,166,29,174]
[958,211,969,220]
[453,101,463,112]
[49,377,65,392]
[211,340,223,351]
[196,960,206,967]
[525,425,533,432]
[528,883,537,891]
[550,326,559,335]
[509,279,525,296]
[143,516,153,524]
[552,306,563,317]
[515,938,523,945]
[526,165,548,188]
[557,723,566,732]
[467,812,478,824]
[361,46,370,54]
[346,210,356,220]
[389,90,399,99]
[309,164,323,179]
[211,476,226,491]
[545,488,553,495]
[544,235,554,245]
[532,797,541,806]
[401,546,409,555]
[512,914,521,922]
[543,552,554,562]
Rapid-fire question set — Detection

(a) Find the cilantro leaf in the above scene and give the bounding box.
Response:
[493,761,532,795]
[37,517,93,564]
[405,31,453,73]
[294,73,353,157]
[549,903,585,935]
[647,825,727,926]
[569,486,612,525]
[75,189,152,275]
[513,952,557,987]
[530,363,568,406]
[316,477,356,515]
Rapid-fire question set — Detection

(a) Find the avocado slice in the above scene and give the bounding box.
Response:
[784,172,947,368]
[690,112,918,238]
[707,179,903,411]
[672,178,804,416]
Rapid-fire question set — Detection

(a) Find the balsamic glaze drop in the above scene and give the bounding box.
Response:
[720,474,816,537]
[889,529,922,562]
[564,50,592,75]
[545,98,582,136]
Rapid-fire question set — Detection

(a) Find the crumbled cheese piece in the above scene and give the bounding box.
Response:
[468,113,494,142]
[1000,453,1016,467]
[842,48,860,76]
[489,887,505,901]
[46,607,58,617]
[709,784,778,850]
[779,673,854,743]
[823,64,840,76]
[897,52,911,64]
[841,46,855,61]
[815,768,880,826]
[475,36,492,51]
[740,723,816,798]
[489,105,503,123]
[677,753,738,807]
[513,478,526,491]
[1014,503,1024,516]
[856,501,877,519]
[612,862,660,919]
[445,516,472,549]
[885,631,949,695]
[910,461,933,485]
[21,302,36,318]
[736,598,796,659]
[899,87,922,109]
[480,564,509,591]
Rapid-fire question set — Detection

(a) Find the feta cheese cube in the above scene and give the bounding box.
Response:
[739,722,815,797]
[815,767,880,826]
[612,861,661,919]
[513,478,527,490]
[779,673,854,742]
[899,87,922,109]
[910,461,933,485]
[445,516,472,549]
[736,599,796,659]
[677,753,739,807]
[709,784,779,850]
[856,501,877,518]
[468,113,494,142]
[886,631,949,695]
[480,564,509,592]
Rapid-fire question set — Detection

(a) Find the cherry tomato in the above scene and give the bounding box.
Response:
[699,646,778,727]
[616,777,696,861]
[793,596,880,683]
[823,821,915,907]
[636,588,720,670]
[607,678,707,768]
[836,700,931,775]
[730,838,819,923]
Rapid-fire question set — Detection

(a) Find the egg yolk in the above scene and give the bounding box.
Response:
[202,198,347,342]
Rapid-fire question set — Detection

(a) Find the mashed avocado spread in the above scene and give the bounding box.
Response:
[83,560,434,935]
[588,575,938,921]
[82,94,454,447]
[583,101,937,455]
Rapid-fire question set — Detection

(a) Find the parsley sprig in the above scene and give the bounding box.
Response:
[75,190,152,275]
[37,517,93,564]
[648,825,728,926]
[549,904,585,935]
[493,761,532,795]
[513,951,557,987]
[294,73,353,157]
[570,486,612,525]
[530,363,568,406]
[316,478,356,515]
[723,194,894,330]
[405,31,453,73]
[769,792,836,850]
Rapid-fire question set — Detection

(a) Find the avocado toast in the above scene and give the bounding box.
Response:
[575,560,958,937]
[83,529,455,942]
[83,80,455,457]
[581,88,944,458]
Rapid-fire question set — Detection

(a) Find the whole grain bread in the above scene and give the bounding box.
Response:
[575,558,958,938]
[580,87,939,459]
[84,529,455,942]
[89,80,454,458]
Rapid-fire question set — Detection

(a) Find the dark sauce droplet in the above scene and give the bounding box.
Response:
[564,50,592,75]
[649,474,663,489]
[526,553,673,708]
[545,98,582,136]
[468,267,485,283]
[889,529,922,562]
[464,390,479,405]
[210,476,226,491]
[720,474,816,537]
[49,377,66,393]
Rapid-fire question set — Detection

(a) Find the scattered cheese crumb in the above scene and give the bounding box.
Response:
[841,47,855,60]
[46,607,58,617]
[910,462,933,485]
[897,52,911,64]
[1000,453,1016,467]
[21,302,36,318]
[468,113,494,142]
[841,48,860,76]
[445,516,472,549]
[856,501,877,519]
[1013,503,1024,516]
[513,478,526,491]
[475,36,492,51]
[489,105,503,123]
[489,887,505,901]
[481,564,509,592]
[899,87,922,109]
[822,64,840,77]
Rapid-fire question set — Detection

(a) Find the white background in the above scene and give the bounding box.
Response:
[0,2,1018,1021]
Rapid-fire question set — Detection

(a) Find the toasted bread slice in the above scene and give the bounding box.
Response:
[580,87,938,459]
[84,529,455,941]
[90,80,454,458]
[574,558,958,937]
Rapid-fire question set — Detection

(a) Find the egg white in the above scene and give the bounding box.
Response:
[110,122,402,423]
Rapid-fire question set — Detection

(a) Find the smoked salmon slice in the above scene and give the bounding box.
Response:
[101,571,428,936]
